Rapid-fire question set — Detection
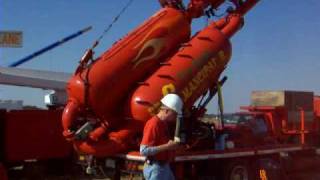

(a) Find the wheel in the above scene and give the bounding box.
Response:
[223,160,254,180]
[229,165,249,180]
[258,158,287,180]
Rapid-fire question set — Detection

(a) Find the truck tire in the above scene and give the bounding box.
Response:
[258,158,287,180]
[223,160,254,180]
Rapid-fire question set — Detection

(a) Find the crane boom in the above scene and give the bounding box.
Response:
[8,26,92,67]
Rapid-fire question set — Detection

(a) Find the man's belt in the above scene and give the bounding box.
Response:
[145,158,168,166]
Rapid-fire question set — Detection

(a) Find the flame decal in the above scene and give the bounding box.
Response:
[132,38,165,69]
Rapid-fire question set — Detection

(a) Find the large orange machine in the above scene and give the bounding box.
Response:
[62,0,260,156]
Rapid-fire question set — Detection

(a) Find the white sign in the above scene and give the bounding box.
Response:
[0,31,23,47]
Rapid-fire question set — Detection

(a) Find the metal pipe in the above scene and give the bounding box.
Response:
[299,107,305,145]
[9,26,92,67]
[174,115,186,144]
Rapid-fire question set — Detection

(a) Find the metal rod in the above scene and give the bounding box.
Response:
[299,107,305,145]
[202,76,227,108]
[9,26,92,67]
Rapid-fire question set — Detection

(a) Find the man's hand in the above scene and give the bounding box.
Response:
[141,140,183,155]
[166,140,181,150]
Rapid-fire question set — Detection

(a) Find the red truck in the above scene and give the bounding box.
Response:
[0,109,73,179]
[1,90,320,180]
[98,90,320,180]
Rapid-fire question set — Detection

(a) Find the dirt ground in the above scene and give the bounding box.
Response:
[11,170,320,180]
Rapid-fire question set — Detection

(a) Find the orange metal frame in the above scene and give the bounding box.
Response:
[62,0,260,156]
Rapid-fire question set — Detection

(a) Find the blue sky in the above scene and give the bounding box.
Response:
[1,0,320,113]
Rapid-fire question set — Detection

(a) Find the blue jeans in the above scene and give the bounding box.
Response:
[143,162,174,180]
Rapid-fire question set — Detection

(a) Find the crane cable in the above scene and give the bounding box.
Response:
[78,0,135,132]
[91,0,135,49]
[217,82,224,128]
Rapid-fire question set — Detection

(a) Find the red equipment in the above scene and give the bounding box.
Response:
[62,0,260,156]
[314,96,320,118]
[101,90,320,180]
[1,110,72,162]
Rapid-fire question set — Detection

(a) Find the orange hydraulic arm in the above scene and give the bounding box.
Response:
[62,7,191,139]
[62,0,260,157]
